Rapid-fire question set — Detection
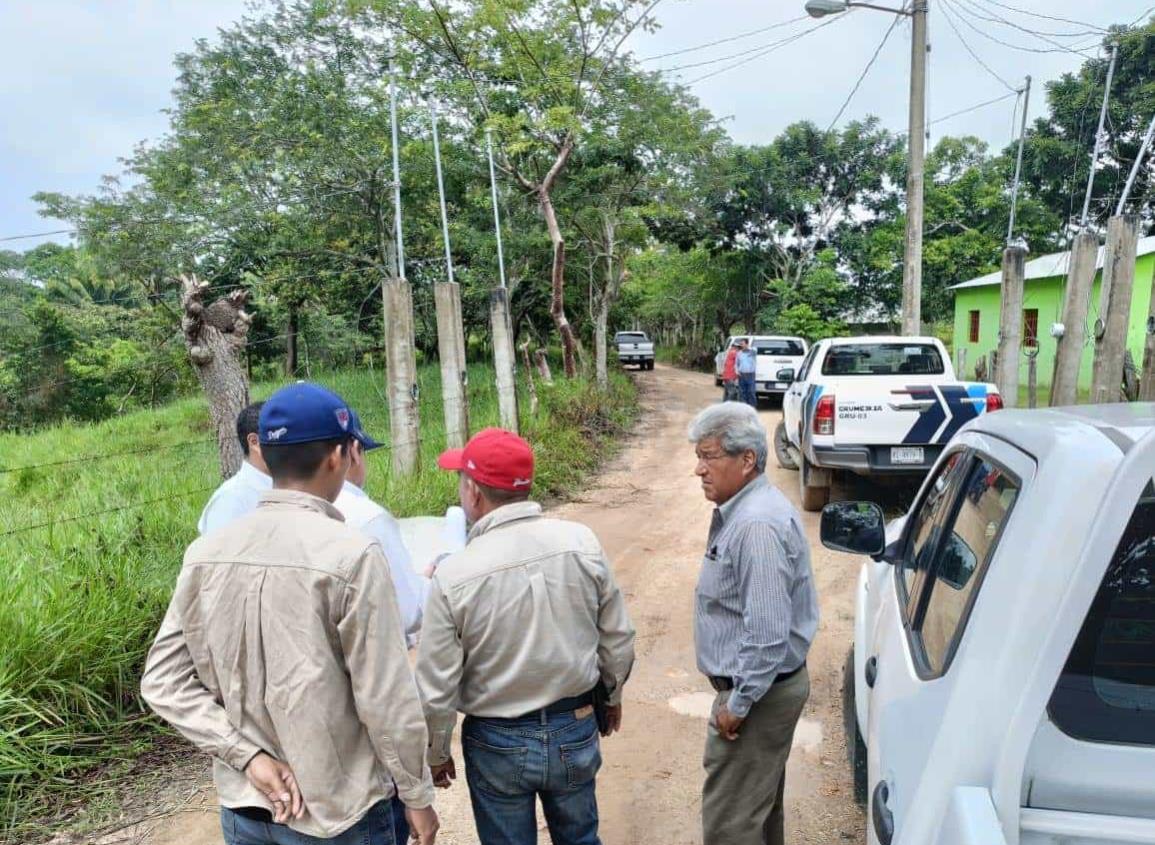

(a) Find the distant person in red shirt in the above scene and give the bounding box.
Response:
[721,341,741,401]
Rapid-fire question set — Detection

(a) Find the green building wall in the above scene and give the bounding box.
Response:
[952,252,1155,395]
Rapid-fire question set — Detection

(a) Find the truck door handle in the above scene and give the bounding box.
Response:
[865,656,878,688]
[872,780,895,845]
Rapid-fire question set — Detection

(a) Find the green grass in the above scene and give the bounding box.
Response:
[0,362,638,839]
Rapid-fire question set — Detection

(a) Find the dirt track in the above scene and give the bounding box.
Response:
[130,364,867,845]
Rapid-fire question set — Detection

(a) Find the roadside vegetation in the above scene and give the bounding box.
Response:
[0,363,638,840]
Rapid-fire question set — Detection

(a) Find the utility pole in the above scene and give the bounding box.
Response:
[1081,46,1117,228]
[382,48,419,475]
[1090,214,1138,404]
[430,99,469,449]
[1116,111,1155,215]
[901,0,929,336]
[485,127,519,432]
[1007,76,1031,244]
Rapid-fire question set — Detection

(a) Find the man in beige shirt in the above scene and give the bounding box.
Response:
[141,383,438,845]
[416,428,635,845]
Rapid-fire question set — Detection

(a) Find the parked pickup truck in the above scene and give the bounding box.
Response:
[614,330,655,371]
[778,336,1002,510]
[713,334,809,396]
[820,402,1155,845]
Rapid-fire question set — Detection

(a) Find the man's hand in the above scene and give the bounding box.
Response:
[406,805,440,844]
[714,703,745,742]
[431,757,456,789]
[244,752,304,823]
[602,703,623,737]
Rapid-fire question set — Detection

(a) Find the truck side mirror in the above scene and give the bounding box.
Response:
[821,502,885,556]
[776,368,796,382]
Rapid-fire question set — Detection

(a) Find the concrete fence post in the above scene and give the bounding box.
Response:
[1091,215,1139,404]
[382,278,420,475]
[490,287,520,433]
[434,282,469,449]
[996,245,1027,407]
[1051,229,1099,406]
[1141,261,1155,402]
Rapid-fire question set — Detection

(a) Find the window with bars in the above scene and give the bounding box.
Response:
[1023,309,1039,348]
[968,310,981,344]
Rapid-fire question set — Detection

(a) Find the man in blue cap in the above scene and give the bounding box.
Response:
[142,382,439,845]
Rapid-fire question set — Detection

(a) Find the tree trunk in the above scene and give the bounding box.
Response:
[519,339,539,416]
[541,188,577,378]
[180,274,251,479]
[595,304,609,391]
[285,305,299,377]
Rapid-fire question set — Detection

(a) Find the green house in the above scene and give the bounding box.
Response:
[950,237,1155,393]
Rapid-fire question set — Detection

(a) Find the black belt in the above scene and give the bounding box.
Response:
[709,662,806,693]
[482,691,595,723]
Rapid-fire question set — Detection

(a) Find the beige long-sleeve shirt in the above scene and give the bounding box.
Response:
[416,501,636,766]
[141,490,434,838]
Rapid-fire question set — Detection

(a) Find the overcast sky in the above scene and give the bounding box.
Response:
[2,0,1152,251]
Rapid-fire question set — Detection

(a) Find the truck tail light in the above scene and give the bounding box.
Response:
[814,395,835,435]
[986,392,1003,412]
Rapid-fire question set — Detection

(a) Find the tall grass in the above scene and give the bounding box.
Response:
[0,363,638,839]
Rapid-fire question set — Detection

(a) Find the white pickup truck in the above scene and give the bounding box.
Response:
[614,330,655,371]
[713,334,809,397]
[821,402,1155,845]
[778,336,1002,510]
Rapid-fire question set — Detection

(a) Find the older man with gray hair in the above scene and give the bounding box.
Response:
[688,401,818,845]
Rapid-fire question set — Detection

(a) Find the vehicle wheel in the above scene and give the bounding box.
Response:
[799,455,830,512]
[715,376,723,386]
[774,421,798,471]
[842,646,868,805]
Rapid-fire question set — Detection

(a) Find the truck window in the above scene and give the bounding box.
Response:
[754,339,806,356]
[900,451,968,603]
[1049,481,1155,746]
[916,458,1019,675]
[821,343,945,377]
[796,346,820,381]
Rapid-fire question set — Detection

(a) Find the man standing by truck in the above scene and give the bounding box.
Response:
[736,339,757,408]
[688,402,818,845]
[721,340,740,402]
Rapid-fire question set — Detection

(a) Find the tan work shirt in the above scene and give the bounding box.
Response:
[416,501,636,766]
[141,489,434,838]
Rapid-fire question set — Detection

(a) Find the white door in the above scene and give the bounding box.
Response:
[782,344,820,446]
[865,441,1034,844]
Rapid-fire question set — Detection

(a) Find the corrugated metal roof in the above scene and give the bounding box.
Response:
[949,235,1155,291]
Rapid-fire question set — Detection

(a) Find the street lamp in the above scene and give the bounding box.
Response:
[806,0,927,336]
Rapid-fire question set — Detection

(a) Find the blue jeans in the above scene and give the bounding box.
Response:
[462,704,602,845]
[221,799,398,845]
[738,374,757,407]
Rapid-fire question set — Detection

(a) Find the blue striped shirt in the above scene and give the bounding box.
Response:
[694,475,819,717]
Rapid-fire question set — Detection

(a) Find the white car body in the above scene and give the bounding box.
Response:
[780,336,1001,510]
[714,334,808,396]
[830,403,1155,845]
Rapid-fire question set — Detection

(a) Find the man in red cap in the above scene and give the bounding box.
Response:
[416,428,635,845]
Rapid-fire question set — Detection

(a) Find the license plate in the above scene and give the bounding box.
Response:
[891,447,925,465]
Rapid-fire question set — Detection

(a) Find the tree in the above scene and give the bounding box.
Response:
[379,0,666,377]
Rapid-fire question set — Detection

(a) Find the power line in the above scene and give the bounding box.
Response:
[684,15,844,85]
[939,0,1019,92]
[928,91,1018,126]
[963,0,1105,38]
[0,229,75,243]
[639,15,809,62]
[976,0,1106,32]
[826,14,903,132]
[659,20,831,74]
[944,0,1100,58]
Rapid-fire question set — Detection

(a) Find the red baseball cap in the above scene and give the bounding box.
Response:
[437,428,535,492]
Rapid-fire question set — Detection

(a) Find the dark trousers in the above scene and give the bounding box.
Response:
[738,374,757,407]
[702,667,810,845]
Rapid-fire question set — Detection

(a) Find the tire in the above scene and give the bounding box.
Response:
[842,647,869,805]
[715,376,723,387]
[774,421,798,471]
[799,455,830,512]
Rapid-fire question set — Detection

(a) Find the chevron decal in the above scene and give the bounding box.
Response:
[900,385,945,445]
[937,385,981,442]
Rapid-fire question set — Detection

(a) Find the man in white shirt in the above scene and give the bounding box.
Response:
[334,411,425,641]
[197,403,273,536]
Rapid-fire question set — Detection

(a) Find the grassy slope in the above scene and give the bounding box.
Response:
[0,362,638,837]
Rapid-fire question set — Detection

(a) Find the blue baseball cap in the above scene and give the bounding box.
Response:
[349,409,383,451]
[259,383,380,449]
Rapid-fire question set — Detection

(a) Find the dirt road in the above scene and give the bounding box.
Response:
[133,364,866,845]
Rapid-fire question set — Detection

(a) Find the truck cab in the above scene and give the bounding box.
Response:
[822,403,1155,845]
